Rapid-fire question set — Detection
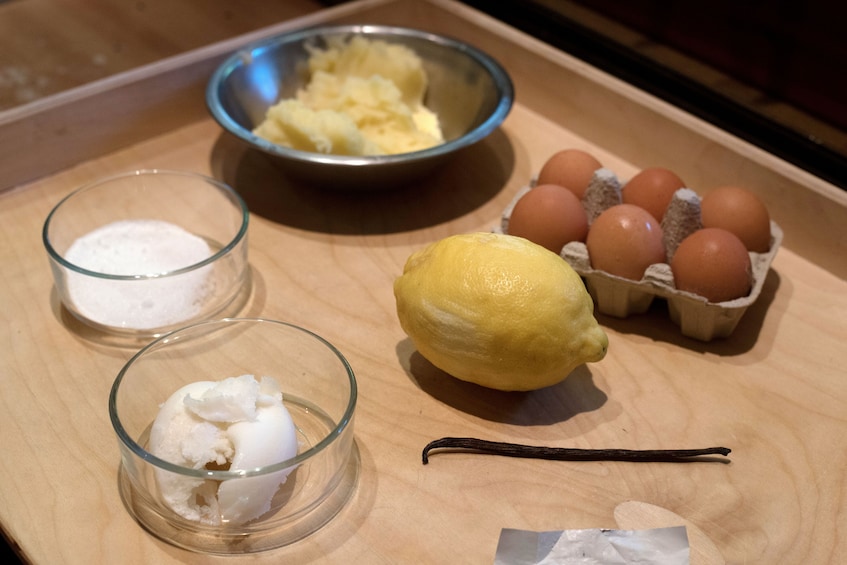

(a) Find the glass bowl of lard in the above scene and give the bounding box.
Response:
[42,170,250,342]
[109,318,359,554]
[206,24,514,190]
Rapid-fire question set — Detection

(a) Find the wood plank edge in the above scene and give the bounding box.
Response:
[0,0,392,193]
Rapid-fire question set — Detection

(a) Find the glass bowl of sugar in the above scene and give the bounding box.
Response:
[109,318,359,554]
[43,170,250,340]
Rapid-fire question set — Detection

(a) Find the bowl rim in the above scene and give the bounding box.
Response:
[108,317,358,479]
[42,169,250,280]
[205,23,514,166]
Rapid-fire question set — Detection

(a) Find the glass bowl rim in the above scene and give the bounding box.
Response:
[108,317,358,479]
[42,169,250,280]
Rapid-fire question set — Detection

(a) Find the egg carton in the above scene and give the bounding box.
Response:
[498,168,783,341]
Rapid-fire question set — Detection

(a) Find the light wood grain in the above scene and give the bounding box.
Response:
[1,1,845,563]
[0,0,366,194]
[614,501,724,565]
[0,0,327,111]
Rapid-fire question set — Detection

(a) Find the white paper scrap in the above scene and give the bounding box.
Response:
[493,526,690,565]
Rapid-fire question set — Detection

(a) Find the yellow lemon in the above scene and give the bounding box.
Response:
[394,232,608,391]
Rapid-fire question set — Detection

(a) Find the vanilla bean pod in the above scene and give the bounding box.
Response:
[421,437,731,464]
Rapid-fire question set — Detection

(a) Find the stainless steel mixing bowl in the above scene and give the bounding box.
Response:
[206,24,513,190]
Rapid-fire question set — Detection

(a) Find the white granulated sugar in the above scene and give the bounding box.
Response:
[64,219,214,330]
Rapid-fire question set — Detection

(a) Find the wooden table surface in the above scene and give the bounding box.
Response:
[0,0,327,112]
[1,1,845,563]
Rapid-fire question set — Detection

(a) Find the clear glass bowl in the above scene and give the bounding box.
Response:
[109,318,359,554]
[42,170,250,341]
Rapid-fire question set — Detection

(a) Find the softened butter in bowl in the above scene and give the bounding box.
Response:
[206,24,513,190]
[252,34,445,157]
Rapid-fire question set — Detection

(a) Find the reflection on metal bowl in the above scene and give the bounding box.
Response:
[206,24,513,190]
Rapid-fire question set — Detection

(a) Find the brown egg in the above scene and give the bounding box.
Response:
[621,167,686,221]
[586,204,666,281]
[537,149,602,199]
[700,185,771,252]
[508,184,589,253]
[671,228,752,302]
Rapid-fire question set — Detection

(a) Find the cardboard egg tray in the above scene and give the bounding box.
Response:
[498,168,783,341]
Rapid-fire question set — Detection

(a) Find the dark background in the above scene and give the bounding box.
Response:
[460,0,847,189]
[570,0,846,131]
